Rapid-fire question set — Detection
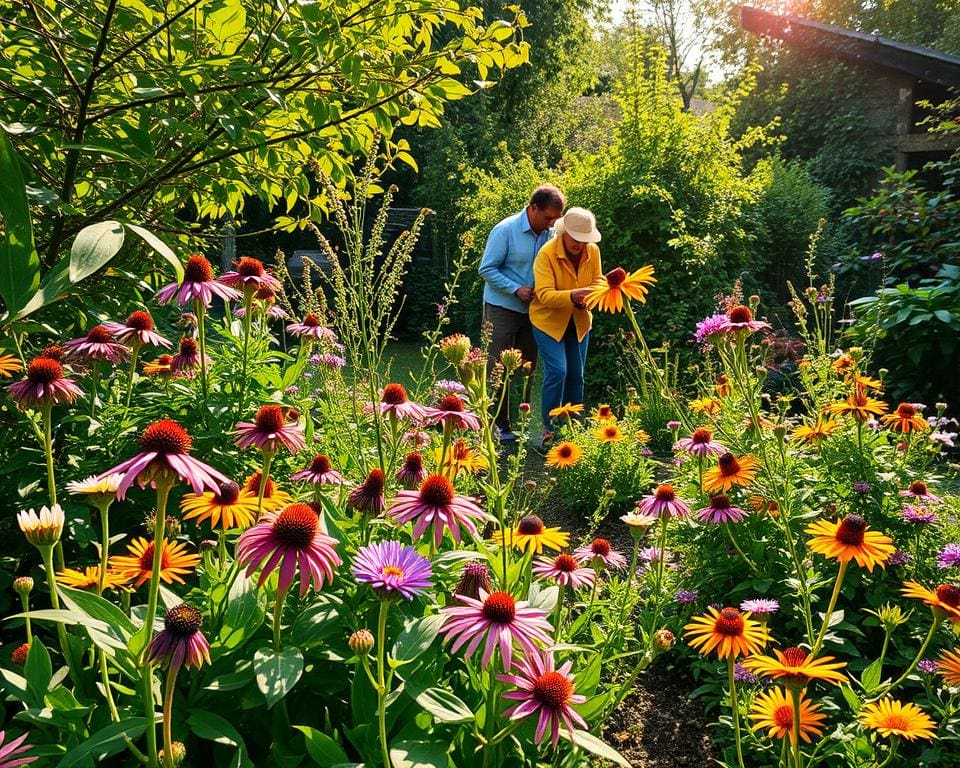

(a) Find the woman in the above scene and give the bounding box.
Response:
[529,207,602,448]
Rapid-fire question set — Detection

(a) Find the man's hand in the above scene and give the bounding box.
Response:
[570,288,590,309]
[515,286,535,302]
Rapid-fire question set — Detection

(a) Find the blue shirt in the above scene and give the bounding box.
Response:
[479,209,554,314]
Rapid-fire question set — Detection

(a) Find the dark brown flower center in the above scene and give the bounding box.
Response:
[309,455,332,474]
[533,671,573,710]
[835,514,867,546]
[179,337,198,356]
[909,481,928,495]
[715,607,745,636]
[728,305,753,324]
[164,604,203,635]
[86,325,114,343]
[557,444,574,459]
[896,403,916,418]
[773,705,794,729]
[590,538,611,557]
[555,554,579,572]
[606,267,627,288]
[718,453,741,476]
[38,345,64,361]
[254,405,286,432]
[419,474,455,506]
[141,419,192,454]
[381,383,408,405]
[273,503,319,548]
[184,255,214,282]
[654,484,676,502]
[597,405,612,418]
[27,357,64,384]
[936,584,960,607]
[710,495,731,509]
[126,310,154,331]
[236,257,265,277]
[402,453,423,473]
[691,428,713,444]
[214,481,240,505]
[438,394,464,412]
[303,313,321,326]
[245,471,275,497]
[781,647,808,667]
[452,440,470,460]
[361,469,385,495]
[481,591,516,623]
[157,354,174,366]
[518,515,545,535]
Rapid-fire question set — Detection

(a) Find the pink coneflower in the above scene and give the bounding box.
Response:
[455,561,492,600]
[98,419,229,499]
[637,547,677,574]
[155,255,241,306]
[697,495,748,524]
[237,502,341,596]
[532,553,596,589]
[900,481,941,504]
[574,538,627,570]
[235,405,306,454]
[63,325,130,364]
[379,383,428,422]
[286,313,337,342]
[347,469,386,515]
[636,484,692,518]
[291,454,349,486]
[218,256,282,292]
[740,598,779,615]
[233,301,288,319]
[0,729,37,767]
[902,505,937,525]
[719,305,770,334]
[674,427,726,456]
[170,336,209,377]
[440,589,553,669]
[102,310,171,348]
[352,540,433,600]
[389,474,492,549]
[396,453,427,489]
[7,357,83,409]
[146,604,211,670]
[423,395,482,431]
[497,650,587,747]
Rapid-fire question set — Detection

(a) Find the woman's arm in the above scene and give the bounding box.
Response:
[533,252,577,308]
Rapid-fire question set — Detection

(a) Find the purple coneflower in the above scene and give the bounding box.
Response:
[719,305,770,334]
[574,538,627,570]
[696,495,747,524]
[0,729,37,767]
[63,325,130,364]
[455,561,492,600]
[635,484,691,518]
[396,453,427,489]
[310,352,346,369]
[291,454,349,486]
[900,481,941,504]
[497,651,587,748]
[902,505,937,525]
[532,553,596,589]
[237,503,341,595]
[146,604,211,670]
[676,590,698,604]
[352,540,433,600]
[235,405,306,455]
[937,544,960,570]
[218,256,282,292]
[739,598,780,615]
[694,313,728,345]
[674,427,726,456]
[440,589,553,670]
[379,383,428,422]
[389,475,492,549]
[347,469,386,515]
[636,547,676,574]
[102,310,171,349]
[286,313,337,342]
[7,358,83,409]
[170,336,209,377]
[98,419,229,499]
[155,255,241,306]
[423,394,481,431]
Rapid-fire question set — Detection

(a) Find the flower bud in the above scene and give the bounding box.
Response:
[653,628,675,652]
[439,334,471,366]
[773,424,787,441]
[519,402,531,413]
[12,576,34,597]
[748,295,760,308]
[455,561,491,601]
[200,538,218,551]
[11,643,30,666]
[666,420,681,430]
[349,629,375,655]
[524,480,537,491]
[499,348,523,375]
[159,742,187,768]
[17,505,64,548]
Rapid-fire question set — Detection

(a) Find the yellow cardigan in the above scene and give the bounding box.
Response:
[530,235,602,342]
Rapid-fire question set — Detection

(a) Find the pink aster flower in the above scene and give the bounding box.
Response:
[496,650,587,748]
[902,504,937,525]
[574,538,628,570]
[145,604,211,670]
[7,357,83,409]
[155,254,241,306]
[347,469,386,515]
[636,484,692,518]
[0,729,37,767]
[218,256,282,292]
[389,474,493,549]
[674,427,726,456]
[900,481,942,504]
[696,494,748,524]
[396,452,427,489]
[719,305,770,334]
[378,382,428,422]
[291,454,349,486]
[98,419,229,499]
[440,589,553,670]
[170,336,210,377]
[62,325,130,364]
[286,313,338,342]
[423,394,482,431]
[235,405,306,455]
[532,553,596,589]
[102,310,171,349]
[352,540,433,600]
[237,502,341,596]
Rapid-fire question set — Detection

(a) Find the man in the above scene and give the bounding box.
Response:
[479,184,566,443]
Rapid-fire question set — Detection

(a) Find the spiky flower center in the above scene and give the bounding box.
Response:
[126,310,154,331]
[381,383,408,404]
[781,647,808,667]
[184,255,214,282]
[157,355,174,366]
[402,453,423,472]
[273,503,319,548]
[602,426,618,439]
[438,394,464,412]
[773,705,794,729]
[710,495,732,509]
[897,403,917,418]
[909,481,928,495]
[309,455,332,474]
[245,471,275,497]
[605,267,627,288]
[236,257,265,277]
[179,337,198,356]
[361,469,385,495]
[533,671,573,710]
[214,481,241,505]
[597,405,612,418]
[936,584,960,607]
[728,305,753,323]
[718,453,741,476]
[164,604,203,635]
[557,444,574,459]
[11,643,30,666]
[518,515,545,535]
[654,484,676,502]
[715,607,745,636]
[86,325,114,343]
[835,515,867,546]
[691,428,713,443]
[303,313,321,326]
[419,475,455,506]
[254,405,287,433]
[141,419,192,454]
[555,554,579,572]
[27,357,64,384]
[482,591,516,623]
[590,538,611,557]
[463,561,489,580]
[39,345,64,361]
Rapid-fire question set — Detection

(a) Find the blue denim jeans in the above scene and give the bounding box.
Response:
[532,322,589,431]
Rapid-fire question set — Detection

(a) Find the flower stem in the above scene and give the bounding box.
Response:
[256,450,275,514]
[40,404,64,570]
[162,664,180,768]
[238,290,253,413]
[124,341,142,412]
[272,586,288,652]
[646,516,670,641]
[195,299,210,420]
[882,618,939,693]
[97,499,113,595]
[811,560,848,656]
[875,736,900,768]
[553,583,566,641]
[790,687,803,768]
[727,657,746,768]
[19,593,32,644]
[41,544,78,684]
[376,600,392,768]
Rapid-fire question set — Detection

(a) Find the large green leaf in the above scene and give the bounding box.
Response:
[68,220,125,282]
[560,729,631,768]
[124,223,184,280]
[389,739,449,768]
[392,614,444,663]
[12,259,72,320]
[57,718,147,767]
[24,640,52,703]
[0,130,39,317]
[293,725,349,767]
[254,646,304,707]
[217,574,266,653]
[410,686,474,724]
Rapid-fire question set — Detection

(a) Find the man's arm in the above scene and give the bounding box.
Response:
[478,223,523,296]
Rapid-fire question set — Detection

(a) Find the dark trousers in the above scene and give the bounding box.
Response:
[484,302,538,431]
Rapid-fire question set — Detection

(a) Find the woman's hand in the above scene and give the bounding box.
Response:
[570,288,590,309]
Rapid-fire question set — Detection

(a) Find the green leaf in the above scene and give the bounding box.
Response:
[289,595,340,649]
[527,583,558,613]
[392,614,444,663]
[839,684,861,710]
[12,259,72,320]
[57,718,146,767]
[217,574,266,652]
[389,739,449,768]
[560,729,631,768]
[860,659,883,692]
[254,646,304,707]
[0,129,40,316]
[410,687,473,724]
[124,223,184,281]
[293,725,349,766]
[188,709,246,747]
[24,639,52,703]
[69,220,125,282]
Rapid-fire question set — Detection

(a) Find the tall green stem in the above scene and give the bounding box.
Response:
[40,404,64,570]
[376,600,392,768]
[19,594,32,644]
[727,657,745,768]
[883,619,939,692]
[41,545,78,683]
[238,290,253,413]
[124,341,143,412]
[97,499,113,595]
[646,517,670,640]
[256,451,275,514]
[790,687,803,768]
[811,560,848,656]
[272,586,288,652]
[194,299,210,416]
[162,664,180,768]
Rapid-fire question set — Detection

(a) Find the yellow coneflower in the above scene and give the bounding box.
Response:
[490,515,569,555]
[743,647,848,686]
[243,471,293,511]
[824,385,888,423]
[110,537,201,587]
[0,353,23,378]
[548,402,584,419]
[181,481,261,531]
[805,515,894,572]
[685,606,768,659]
[143,354,175,377]
[583,265,656,313]
[702,453,758,493]
[593,424,625,443]
[790,416,842,444]
[860,699,936,741]
[545,441,582,469]
[935,648,960,685]
[880,403,929,433]
[690,397,722,415]
[749,687,827,745]
[591,404,616,422]
[56,566,133,591]
[435,439,489,478]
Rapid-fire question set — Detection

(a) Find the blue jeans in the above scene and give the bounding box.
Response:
[532,323,589,431]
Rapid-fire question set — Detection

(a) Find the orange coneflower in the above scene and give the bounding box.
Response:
[0,353,23,378]
[935,648,960,685]
[110,537,201,587]
[690,397,721,415]
[548,402,584,420]
[181,480,261,531]
[56,566,133,591]
[790,416,842,444]
[900,581,960,623]
[824,385,888,423]
[593,424,625,443]
[546,441,582,469]
[591,404,616,422]
[749,687,827,745]
[243,470,293,511]
[715,375,732,397]
[702,453,759,493]
[584,265,656,313]
[881,403,929,433]
[685,606,768,659]
[805,515,894,572]
[854,373,883,390]
[860,699,936,741]
[143,354,175,377]
[832,355,855,375]
[490,515,569,555]
[743,647,848,686]
[436,439,489,478]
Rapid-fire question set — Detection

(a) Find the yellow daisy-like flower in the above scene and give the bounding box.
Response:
[243,471,294,511]
[548,402,584,419]
[142,354,174,377]
[900,581,960,624]
[545,441,582,469]
[0,353,23,378]
[489,514,569,555]
[435,439,489,478]
[634,430,651,443]
[689,397,721,415]
[715,375,732,397]
[880,403,929,433]
[181,481,261,531]
[860,699,936,741]
[56,566,134,591]
[593,424,625,443]
[832,355,855,375]
[854,373,883,390]
[685,606,768,659]
[591,404,616,422]
[805,515,894,572]
[583,265,656,313]
[935,648,960,685]
[790,416,842,444]
[743,647,848,686]
[109,537,201,587]
[823,385,888,423]
[702,453,758,493]
[749,687,827,745]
